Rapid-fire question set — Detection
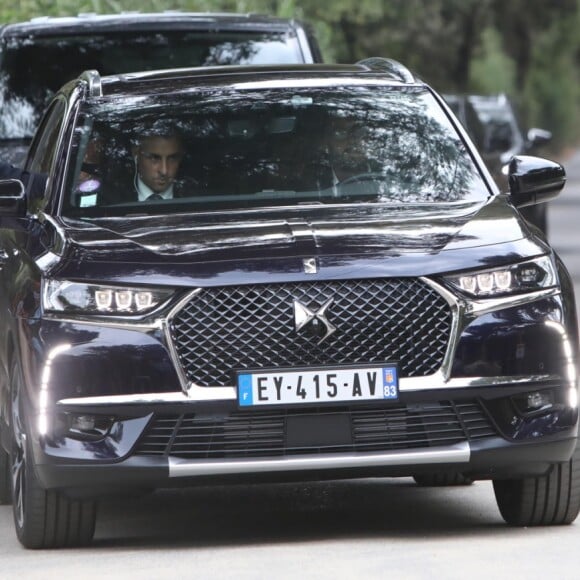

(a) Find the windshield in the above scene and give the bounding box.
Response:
[0,31,303,139]
[62,83,490,218]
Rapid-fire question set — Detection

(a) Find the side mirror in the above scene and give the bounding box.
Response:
[527,127,552,148]
[0,179,27,217]
[508,155,565,208]
[485,121,512,153]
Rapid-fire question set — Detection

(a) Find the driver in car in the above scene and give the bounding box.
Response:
[325,115,383,196]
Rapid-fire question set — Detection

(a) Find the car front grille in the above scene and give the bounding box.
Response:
[134,400,496,459]
[169,278,452,387]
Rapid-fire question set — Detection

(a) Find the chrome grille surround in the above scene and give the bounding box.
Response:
[168,278,453,388]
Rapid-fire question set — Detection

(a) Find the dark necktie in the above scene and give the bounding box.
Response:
[147,193,163,201]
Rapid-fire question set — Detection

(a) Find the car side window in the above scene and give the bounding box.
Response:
[27,99,66,175]
[24,99,67,210]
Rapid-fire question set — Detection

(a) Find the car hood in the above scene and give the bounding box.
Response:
[53,197,546,285]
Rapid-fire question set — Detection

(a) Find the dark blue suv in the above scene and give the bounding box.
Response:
[0,59,578,548]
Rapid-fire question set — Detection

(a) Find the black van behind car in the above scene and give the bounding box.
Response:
[443,93,553,234]
[0,11,322,164]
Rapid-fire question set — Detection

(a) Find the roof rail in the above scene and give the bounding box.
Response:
[356,57,415,83]
[80,70,102,97]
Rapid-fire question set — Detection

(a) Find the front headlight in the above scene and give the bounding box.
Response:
[43,280,174,315]
[443,255,557,297]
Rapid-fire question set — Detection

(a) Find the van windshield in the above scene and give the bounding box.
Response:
[0,30,304,139]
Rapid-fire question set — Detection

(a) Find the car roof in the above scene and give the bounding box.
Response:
[0,11,305,37]
[88,61,421,99]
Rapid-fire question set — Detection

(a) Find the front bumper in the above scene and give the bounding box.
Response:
[35,432,578,494]
[33,381,579,494]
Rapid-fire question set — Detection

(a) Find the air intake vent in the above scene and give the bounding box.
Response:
[135,400,496,459]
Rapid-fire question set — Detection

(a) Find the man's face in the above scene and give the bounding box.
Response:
[135,135,183,193]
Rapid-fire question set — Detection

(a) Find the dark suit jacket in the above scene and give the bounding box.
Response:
[76,149,196,206]
[94,174,195,206]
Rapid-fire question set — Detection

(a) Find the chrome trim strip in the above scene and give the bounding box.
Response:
[56,373,559,406]
[57,391,203,406]
[401,373,558,390]
[162,289,203,395]
[468,287,559,316]
[168,442,471,477]
[41,316,163,332]
[420,278,462,381]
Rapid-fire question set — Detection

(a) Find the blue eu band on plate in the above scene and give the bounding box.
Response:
[237,365,398,407]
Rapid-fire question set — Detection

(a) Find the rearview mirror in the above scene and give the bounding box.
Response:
[527,128,552,148]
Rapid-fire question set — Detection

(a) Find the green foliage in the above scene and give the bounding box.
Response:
[523,19,580,147]
[469,27,516,95]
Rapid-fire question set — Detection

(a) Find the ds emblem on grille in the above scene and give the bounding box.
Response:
[293,298,336,344]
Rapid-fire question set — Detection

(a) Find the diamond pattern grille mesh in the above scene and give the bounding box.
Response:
[169,279,452,387]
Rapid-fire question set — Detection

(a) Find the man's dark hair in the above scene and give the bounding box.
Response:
[131,119,184,147]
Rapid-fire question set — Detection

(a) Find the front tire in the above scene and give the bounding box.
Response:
[493,445,580,526]
[10,359,97,549]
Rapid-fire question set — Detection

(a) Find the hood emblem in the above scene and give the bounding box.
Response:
[302,257,318,274]
[293,298,336,344]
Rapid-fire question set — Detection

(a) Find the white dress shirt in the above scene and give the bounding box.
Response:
[136,176,174,201]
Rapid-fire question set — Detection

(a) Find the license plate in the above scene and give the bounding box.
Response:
[237,365,398,407]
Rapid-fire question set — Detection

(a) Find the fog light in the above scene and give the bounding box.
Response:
[71,415,96,432]
[526,391,552,410]
[512,389,554,415]
[67,414,114,439]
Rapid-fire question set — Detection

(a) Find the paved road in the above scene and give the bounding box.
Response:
[1,154,580,579]
[2,478,577,580]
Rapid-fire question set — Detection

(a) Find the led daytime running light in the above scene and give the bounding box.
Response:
[446,256,556,297]
[459,271,512,295]
[43,280,172,315]
[93,289,155,312]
